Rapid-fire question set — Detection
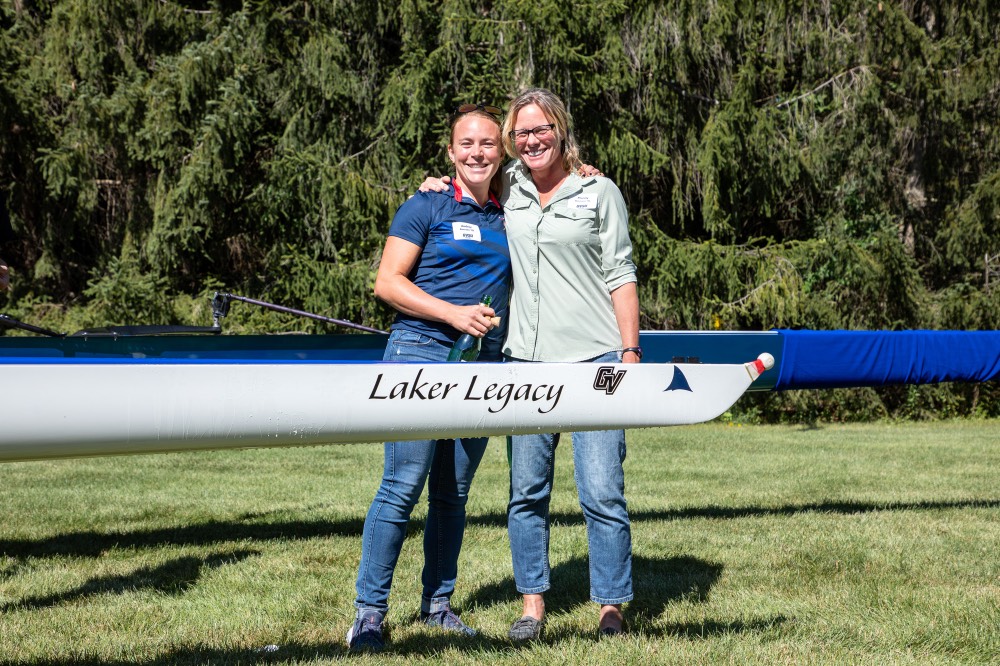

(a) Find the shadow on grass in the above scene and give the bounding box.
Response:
[463,554,727,628]
[0,644,346,666]
[465,497,1000,529]
[1,550,258,612]
[1,498,995,561]
[1,554,780,665]
[456,553,785,644]
[0,514,366,559]
[3,637,530,666]
[3,620,793,666]
[654,616,788,639]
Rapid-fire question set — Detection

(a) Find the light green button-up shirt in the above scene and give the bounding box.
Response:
[501,161,637,362]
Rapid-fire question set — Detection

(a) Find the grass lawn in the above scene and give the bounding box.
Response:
[0,421,997,664]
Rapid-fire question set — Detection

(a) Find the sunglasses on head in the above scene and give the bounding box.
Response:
[453,102,503,119]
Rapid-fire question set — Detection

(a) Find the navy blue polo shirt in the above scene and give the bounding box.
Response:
[387,183,510,358]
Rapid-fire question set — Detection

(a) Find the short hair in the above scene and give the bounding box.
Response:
[502,88,582,172]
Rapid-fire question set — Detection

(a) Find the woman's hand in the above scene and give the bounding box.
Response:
[578,164,603,177]
[0,259,9,292]
[449,303,497,337]
[418,175,452,193]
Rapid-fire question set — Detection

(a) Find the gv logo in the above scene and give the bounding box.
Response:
[593,366,626,395]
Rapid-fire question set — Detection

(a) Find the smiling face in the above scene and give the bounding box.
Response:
[447,114,503,199]
[511,103,565,178]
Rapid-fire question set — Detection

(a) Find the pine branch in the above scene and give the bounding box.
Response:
[772,65,870,109]
[158,0,214,15]
[335,138,381,170]
[720,255,799,309]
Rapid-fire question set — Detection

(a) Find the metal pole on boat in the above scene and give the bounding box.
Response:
[211,292,388,334]
[0,313,65,338]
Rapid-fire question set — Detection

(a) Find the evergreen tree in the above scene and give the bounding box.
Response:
[1,0,997,419]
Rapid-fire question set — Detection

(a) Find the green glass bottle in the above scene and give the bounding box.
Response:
[448,295,492,362]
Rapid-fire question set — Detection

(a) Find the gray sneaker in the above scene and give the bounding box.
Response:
[508,615,544,642]
[346,610,386,651]
[420,606,477,636]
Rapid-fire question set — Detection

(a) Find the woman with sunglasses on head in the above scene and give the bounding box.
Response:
[421,89,638,640]
[346,104,510,651]
[500,88,639,642]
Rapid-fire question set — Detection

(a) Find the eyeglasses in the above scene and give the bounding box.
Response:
[454,103,502,118]
[509,124,556,142]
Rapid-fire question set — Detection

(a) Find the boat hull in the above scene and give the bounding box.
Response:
[0,358,765,462]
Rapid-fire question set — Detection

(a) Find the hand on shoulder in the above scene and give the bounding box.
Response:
[418,175,452,193]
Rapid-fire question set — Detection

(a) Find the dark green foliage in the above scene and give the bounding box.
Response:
[1,1,998,421]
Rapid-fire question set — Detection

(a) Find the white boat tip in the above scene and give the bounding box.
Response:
[744,352,775,381]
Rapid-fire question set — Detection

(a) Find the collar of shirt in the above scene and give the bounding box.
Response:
[452,181,501,210]
[506,161,597,208]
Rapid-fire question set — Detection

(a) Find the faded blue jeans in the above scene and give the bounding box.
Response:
[507,350,633,605]
[354,328,490,615]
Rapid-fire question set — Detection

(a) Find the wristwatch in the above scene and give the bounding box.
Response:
[622,346,643,360]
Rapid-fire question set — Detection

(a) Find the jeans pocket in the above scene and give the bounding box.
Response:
[387,329,448,363]
[392,330,434,348]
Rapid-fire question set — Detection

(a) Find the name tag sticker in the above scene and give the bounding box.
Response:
[452,222,481,241]
[570,194,598,209]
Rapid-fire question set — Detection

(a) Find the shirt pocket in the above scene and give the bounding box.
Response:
[503,198,536,239]
[547,206,598,245]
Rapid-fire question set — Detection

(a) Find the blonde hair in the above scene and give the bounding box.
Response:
[501,88,582,172]
[449,109,504,197]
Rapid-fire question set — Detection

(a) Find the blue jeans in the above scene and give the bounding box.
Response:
[354,329,489,614]
[507,350,633,605]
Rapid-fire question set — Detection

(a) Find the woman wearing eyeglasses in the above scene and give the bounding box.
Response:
[420,89,638,640]
[346,104,510,651]
[500,88,639,641]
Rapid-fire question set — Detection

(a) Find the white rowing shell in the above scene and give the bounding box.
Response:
[0,356,771,461]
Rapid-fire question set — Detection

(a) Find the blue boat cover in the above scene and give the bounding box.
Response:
[773,330,1000,390]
